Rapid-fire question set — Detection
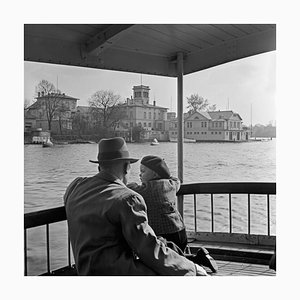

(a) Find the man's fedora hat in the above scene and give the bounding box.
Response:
[89,137,139,164]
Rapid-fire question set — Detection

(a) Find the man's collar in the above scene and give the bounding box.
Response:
[96,170,126,187]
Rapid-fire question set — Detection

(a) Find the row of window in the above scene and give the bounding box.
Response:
[183,121,240,129]
[117,122,162,130]
[129,111,161,120]
[171,131,223,135]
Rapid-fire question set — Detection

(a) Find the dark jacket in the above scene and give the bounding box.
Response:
[64,170,201,276]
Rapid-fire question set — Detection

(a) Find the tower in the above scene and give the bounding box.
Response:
[132,85,150,105]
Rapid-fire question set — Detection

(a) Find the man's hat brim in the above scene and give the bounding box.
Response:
[89,157,139,164]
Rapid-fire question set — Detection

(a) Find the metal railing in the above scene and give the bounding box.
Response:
[24,182,276,275]
[24,207,71,276]
[177,182,276,245]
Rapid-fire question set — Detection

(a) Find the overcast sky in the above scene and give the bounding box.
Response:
[24,51,275,126]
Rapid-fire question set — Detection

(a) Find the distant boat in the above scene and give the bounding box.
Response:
[42,138,53,147]
[150,138,159,146]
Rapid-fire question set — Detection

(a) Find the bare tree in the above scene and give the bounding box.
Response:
[35,80,63,131]
[88,90,126,136]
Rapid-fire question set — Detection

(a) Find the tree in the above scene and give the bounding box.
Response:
[208,104,217,111]
[35,80,63,131]
[186,94,209,113]
[88,90,127,136]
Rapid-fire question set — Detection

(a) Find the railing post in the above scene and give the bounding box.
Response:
[267,194,270,236]
[248,194,251,235]
[24,230,27,276]
[211,194,214,232]
[68,232,71,267]
[229,193,232,233]
[46,224,50,273]
[194,194,197,233]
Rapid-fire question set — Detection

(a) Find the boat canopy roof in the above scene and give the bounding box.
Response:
[24,24,276,77]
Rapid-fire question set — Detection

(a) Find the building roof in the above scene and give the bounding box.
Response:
[185,111,212,121]
[36,93,78,101]
[208,110,242,121]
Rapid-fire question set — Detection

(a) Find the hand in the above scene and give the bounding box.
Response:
[195,264,208,276]
[127,182,138,189]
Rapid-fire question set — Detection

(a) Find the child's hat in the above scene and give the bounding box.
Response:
[141,155,170,179]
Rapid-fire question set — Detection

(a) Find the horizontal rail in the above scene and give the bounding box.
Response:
[177,182,276,196]
[24,206,66,229]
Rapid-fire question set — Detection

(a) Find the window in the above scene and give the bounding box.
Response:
[158,123,162,130]
[175,123,177,128]
[144,112,146,119]
[149,112,151,119]
[204,122,207,127]
[130,111,133,119]
[135,91,141,98]
[143,91,148,98]
[144,122,146,127]
[148,122,151,127]
[234,121,236,128]
[201,122,203,127]
[219,132,221,134]
[154,112,156,119]
[130,122,133,127]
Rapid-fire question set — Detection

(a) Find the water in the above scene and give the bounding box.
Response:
[24,140,276,275]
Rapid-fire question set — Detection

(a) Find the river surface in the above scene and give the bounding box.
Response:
[24,140,276,275]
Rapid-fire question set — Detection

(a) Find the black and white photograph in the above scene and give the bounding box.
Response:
[2,1,300,299]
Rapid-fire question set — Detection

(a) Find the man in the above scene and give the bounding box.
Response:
[64,137,207,275]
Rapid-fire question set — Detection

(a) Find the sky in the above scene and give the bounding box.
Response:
[24,51,276,127]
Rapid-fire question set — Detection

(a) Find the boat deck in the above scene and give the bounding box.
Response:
[42,241,276,276]
[43,259,275,276]
[207,260,275,276]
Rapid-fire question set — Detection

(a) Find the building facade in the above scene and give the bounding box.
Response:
[25,92,78,134]
[114,85,169,141]
[168,110,249,142]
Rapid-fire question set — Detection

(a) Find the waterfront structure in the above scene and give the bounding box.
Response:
[114,85,169,141]
[25,92,78,134]
[168,110,249,142]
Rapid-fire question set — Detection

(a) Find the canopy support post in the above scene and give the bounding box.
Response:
[176,52,184,218]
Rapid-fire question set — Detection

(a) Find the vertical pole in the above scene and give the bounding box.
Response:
[177,52,184,218]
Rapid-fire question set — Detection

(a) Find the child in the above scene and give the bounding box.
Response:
[128,155,218,273]
[128,155,187,252]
